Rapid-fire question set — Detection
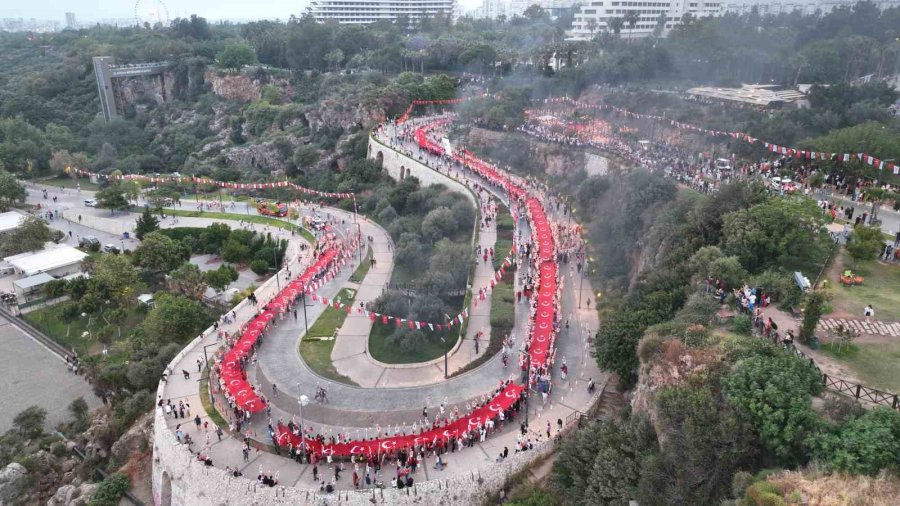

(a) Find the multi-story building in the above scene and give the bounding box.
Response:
[472,0,582,20]
[568,1,726,41]
[727,0,900,16]
[65,12,77,29]
[309,0,458,24]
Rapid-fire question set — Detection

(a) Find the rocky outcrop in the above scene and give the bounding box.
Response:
[0,462,27,504]
[221,136,300,173]
[47,482,98,506]
[304,99,384,132]
[114,71,176,114]
[631,335,721,432]
[206,70,294,103]
[110,412,153,464]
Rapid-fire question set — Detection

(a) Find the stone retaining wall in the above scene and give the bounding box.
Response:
[368,135,476,208]
[153,403,555,506]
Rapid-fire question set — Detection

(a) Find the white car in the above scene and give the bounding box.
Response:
[84,199,97,207]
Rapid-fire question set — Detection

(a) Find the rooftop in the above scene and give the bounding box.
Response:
[5,246,88,277]
[687,84,808,107]
[0,211,25,234]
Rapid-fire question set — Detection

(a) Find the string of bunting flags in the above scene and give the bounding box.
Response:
[63,166,355,199]
[309,246,516,332]
[537,97,900,175]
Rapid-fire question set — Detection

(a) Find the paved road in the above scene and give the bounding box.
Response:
[0,314,100,432]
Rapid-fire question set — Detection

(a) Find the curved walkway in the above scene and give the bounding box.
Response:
[329,188,502,387]
[145,115,604,498]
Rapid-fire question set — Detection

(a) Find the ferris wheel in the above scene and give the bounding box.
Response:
[134,0,170,27]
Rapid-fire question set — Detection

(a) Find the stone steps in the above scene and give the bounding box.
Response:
[818,318,900,337]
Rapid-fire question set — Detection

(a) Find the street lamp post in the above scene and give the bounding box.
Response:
[297,387,309,457]
[578,256,593,309]
[523,343,531,429]
[202,342,219,374]
[301,291,309,334]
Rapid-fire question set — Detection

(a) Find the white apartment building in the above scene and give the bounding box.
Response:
[309,0,458,24]
[727,0,900,16]
[473,0,583,19]
[568,1,725,41]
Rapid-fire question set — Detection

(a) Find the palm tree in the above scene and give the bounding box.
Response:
[624,11,640,41]
[586,18,598,40]
[608,17,624,39]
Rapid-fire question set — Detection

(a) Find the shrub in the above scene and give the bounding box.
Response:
[731,471,753,499]
[250,259,269,276]
[90,473,130,506]
[732,314,752,335]
[637,333,667,362]
[746,482,783,506]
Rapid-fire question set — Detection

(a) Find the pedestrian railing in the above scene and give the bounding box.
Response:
[822,374,900,411]
[752,324,899,411]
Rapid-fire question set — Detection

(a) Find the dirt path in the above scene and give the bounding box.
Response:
[758,307,866,386]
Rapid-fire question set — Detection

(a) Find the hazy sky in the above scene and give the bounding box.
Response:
[1,0,481,22]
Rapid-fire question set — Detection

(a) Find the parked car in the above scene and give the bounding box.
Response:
[103,244,120,254]
[79,236,100,248]
[84,199,97,207]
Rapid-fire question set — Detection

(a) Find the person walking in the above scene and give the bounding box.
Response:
[864,304,874,322]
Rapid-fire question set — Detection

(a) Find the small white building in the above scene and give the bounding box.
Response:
[5,246,88,278]
[0,211,25,235]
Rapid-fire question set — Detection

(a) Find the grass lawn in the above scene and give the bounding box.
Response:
[25,302,146,360]
[298,288,359,385]
[298,339,358,386]
[829,257,900,321]
[349,247,371,284]
[199,371,228,428]
[819,341,900,393]
[40,176,100,191]
[368,323,458,364]
[147,209,316,244]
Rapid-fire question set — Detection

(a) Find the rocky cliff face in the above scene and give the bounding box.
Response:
[631,336,722,434]
[304,99,384,132]
[205,70,294,102]
[114,71,176,115]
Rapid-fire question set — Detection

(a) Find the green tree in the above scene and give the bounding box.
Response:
[91,253,139,302]
[216,44,258,71]
[608,17,625,37]
[799,290,830,345]
[624,11,640,40]
[133,232,189,276]
[846,225,885,263]
[721,196,830,274]
[250,259,269,276]
[205,264,239,292]
[134,207,160,240]
[0,171,26,210]
[0,215,50,257]
[96,184,130,213]
[323,48,345,70]
[13,405,47,438]
[167,262,208,301]
[142,293,210,345]
[552,414,657,505]
[724,353,823,464]
[146,188,180,215]
[810,407,900,475]
[593,311,646,387]
[637,385,759,505]
[90,473,131,506]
